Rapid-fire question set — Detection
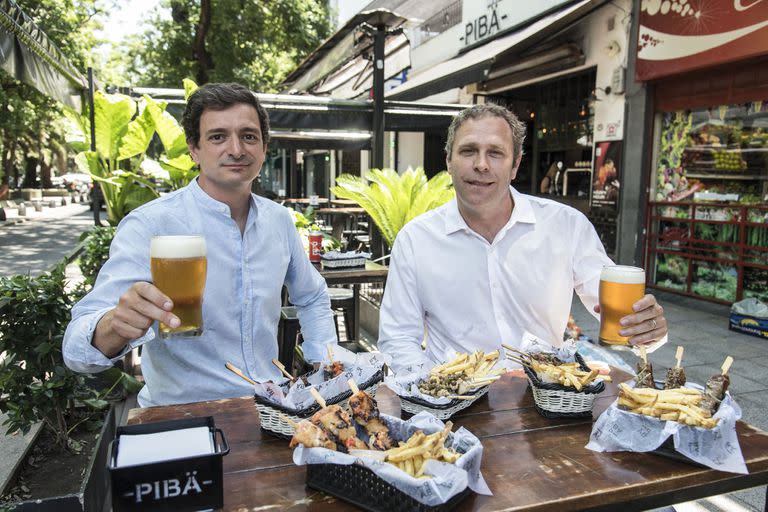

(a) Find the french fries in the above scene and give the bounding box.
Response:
[618,383,719,429]
[505,347,610,390]
[383,422,461,478]
[419,350,504,398]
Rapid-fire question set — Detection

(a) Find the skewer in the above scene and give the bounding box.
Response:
[639,345,647,364]
[348,378,360,394]
[225,362,257,386]
[279,414,299,428]
[272,358,295,381]
[445,395,475,400]
[675,346,684,369]
[326,344,334,363]
[505,354,533,367]
[721,356,734,375]
[309,387,327,408]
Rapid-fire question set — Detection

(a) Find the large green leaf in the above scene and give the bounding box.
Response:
[332,167,453,249]
[183,78,199,101]
[144,96,188,158]
[117,103,155,160]
[74,151,102,177]
[93,91,135,161]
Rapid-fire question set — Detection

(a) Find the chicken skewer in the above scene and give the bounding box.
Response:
[701,356,733,415]
[635,345,655,389]
[285,415,337,451]
[664,346,686,389]
[308,387,367,451]
[347,379,394,450]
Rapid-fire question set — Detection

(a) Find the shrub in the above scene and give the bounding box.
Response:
[77,226,116,290]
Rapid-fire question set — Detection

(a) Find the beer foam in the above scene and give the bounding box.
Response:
[601,265,645,284]
[150,236,207,259]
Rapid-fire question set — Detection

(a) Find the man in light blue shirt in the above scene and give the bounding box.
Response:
[63,83,337,407]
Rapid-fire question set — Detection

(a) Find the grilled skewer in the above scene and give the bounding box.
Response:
[347,379,394,450]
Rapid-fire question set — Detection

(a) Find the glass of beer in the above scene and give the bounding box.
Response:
[599,265,646,349]
[150,235,207,338]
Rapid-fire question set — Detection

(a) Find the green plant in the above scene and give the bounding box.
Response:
[0,263,103,450]
[332,167,455,249]
[77,226,117,290]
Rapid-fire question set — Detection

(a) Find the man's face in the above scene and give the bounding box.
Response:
[447,115,521,212]
[188,103,266,195]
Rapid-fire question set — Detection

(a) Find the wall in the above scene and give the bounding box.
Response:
[397,132,425,172]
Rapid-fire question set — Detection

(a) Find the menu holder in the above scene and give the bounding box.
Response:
[108,416,229,512]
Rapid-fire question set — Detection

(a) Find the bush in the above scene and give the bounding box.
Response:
[77,226,116,290]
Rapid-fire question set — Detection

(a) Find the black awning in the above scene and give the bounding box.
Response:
[0,0,86,109]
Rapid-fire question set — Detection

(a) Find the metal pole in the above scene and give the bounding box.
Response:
[87,67,101,225]
[371,24,385,170]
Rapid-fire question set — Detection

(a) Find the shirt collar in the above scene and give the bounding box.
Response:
[189,178,258,227]
[444,185,536,235]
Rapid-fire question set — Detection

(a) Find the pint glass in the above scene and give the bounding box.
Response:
[150,235,207,338]
[598,265,645,349]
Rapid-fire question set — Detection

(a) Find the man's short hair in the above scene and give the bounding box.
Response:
[182,82,270,147]
[445,103,526,161]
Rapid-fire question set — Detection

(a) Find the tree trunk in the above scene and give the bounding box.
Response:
[40,159,53,188]
[24,156,39,188]
[193,0,213,85]
[1,142,13,187]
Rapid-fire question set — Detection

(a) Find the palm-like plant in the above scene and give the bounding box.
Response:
[332,167,454,249]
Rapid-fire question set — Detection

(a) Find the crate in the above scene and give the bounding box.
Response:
[108,416,229,512]
[728,313,768,340]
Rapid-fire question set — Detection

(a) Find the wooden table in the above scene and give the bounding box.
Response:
[127,372,768,511]
[315,260,387,342]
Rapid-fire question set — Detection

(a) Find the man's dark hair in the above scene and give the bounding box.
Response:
[182,82,270,147]
[445,103,526,162]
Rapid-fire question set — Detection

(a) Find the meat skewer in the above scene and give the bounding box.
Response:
[308,387,366,452]
[701,356,733,415]
[664,346,686,389]
[286,415,337,451]
[323,344,345,380]
[635,345,655,388]
[347,379,394,450]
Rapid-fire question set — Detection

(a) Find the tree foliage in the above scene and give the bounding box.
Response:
[123,0,332,91]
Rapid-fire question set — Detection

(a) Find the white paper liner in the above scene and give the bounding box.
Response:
[321,250,372,260]
[586,386,747,474]
[253,345,389,410]
[292,411,492,506]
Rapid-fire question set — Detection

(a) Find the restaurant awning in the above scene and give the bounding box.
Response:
[387,0,607,101]
[0,0,86,109]
[281,9,409,96]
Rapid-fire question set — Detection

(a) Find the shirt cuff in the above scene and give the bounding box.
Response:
[79,308,156,368]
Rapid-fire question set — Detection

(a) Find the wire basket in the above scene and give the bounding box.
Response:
[254,369,383,439]
[524,352,605,419]
[306,463,471,512]
[321,254,368,268]
[399,385,489,420]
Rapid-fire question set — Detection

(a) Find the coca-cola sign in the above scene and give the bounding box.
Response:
[636,0,768,81]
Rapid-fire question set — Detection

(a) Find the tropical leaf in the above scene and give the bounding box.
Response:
[144,95,188,158]
[93,91,135,161]
[332,167,454,248]
[117,103,155,160]
[183,78,199,101]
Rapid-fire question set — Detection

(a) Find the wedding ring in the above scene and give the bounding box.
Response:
[651,319,657,330]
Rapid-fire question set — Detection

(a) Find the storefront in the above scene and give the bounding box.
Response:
[637,1,768,304]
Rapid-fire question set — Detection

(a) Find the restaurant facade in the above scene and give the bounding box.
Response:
[634,0,768,304]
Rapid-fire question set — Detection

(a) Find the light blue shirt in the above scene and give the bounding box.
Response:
[63,179,337,407]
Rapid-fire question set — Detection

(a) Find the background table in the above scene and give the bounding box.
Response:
[127,371,768,511]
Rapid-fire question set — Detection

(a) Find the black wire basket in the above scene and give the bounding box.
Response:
[306,463,472,512]
[398,385,489,420]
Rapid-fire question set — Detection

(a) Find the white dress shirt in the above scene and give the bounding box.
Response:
[379,186,618,371]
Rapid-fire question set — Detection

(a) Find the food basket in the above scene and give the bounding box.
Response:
[306,463,471,512]
[523,352,605,419]
[254,368,383,438]
[398,385,489,420]
[320,251,370,269]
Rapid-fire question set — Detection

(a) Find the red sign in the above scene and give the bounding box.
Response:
[636,0,768,81]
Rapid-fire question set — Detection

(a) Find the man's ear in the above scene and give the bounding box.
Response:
[187,141,199,163]
[509,152,523,180]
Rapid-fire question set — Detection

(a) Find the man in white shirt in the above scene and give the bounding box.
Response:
[378,104,667,371]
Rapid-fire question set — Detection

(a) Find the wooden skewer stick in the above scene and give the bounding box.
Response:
[445,395,475,400]
[309,387,327,408]
[271,358,295,381]
[348,378,360,394]
[721,356,734,376]
[675,346,684,369]
[279,414,299,428]
[639,345,647,364]
[326,344,335,363]
[225,362,257,386]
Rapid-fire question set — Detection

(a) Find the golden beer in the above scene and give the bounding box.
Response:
[599,265,645,349]
[150,236,207,338]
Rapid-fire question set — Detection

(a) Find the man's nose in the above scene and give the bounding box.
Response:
[228,137,244,157]
[474,152,489,172]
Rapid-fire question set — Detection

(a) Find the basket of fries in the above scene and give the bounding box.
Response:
[396,350,503,420]
[510,348,606,419]
[254,367,384,438]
